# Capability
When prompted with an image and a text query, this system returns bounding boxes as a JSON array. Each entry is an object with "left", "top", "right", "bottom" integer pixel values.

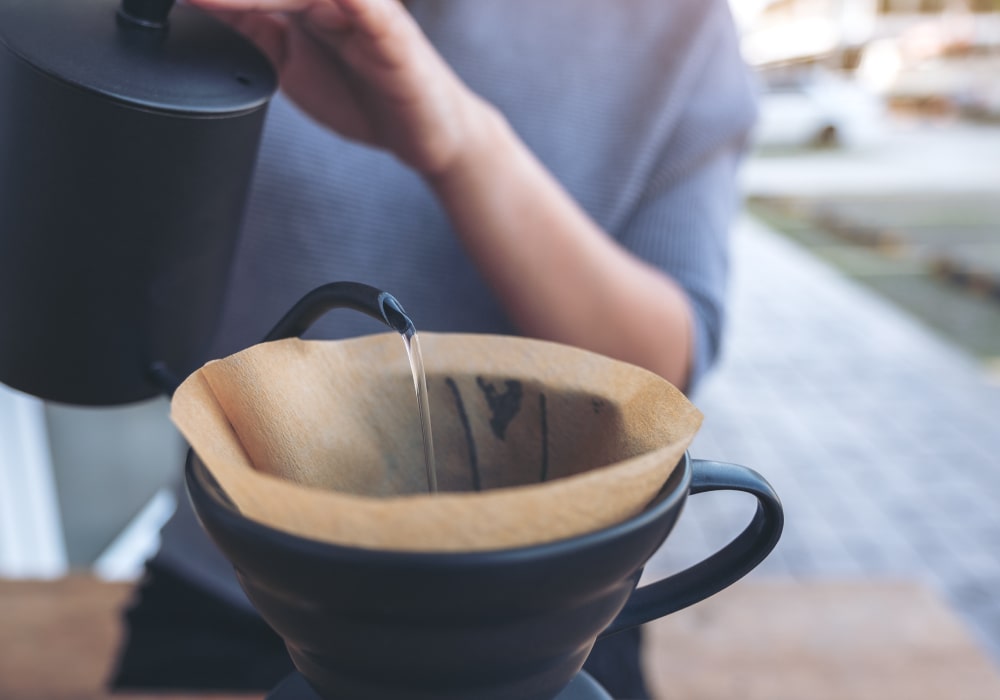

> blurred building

[
  {"left": 737, "top": 0, "right": 1000, "bottom": 135},
  {"left": 738, "top": 0, "right": 999, "bottom": 67}
]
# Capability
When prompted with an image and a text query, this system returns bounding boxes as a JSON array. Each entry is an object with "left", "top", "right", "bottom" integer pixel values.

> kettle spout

[{"left": 264, "top": 282, "right": 417, "bottom": 343}]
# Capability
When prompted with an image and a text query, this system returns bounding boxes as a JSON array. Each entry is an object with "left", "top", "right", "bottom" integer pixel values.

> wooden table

[
  {"left": 0, "top": 576, "right": 259, "bottom": 700},
  {"left": 2, "top": 576, "right": 999, "bottom": 699},
  {"left": 642, "top": 580, "right": 1000, "bottom": 700}
]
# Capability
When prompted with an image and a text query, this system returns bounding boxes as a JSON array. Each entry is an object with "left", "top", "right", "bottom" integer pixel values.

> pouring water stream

[
  {"left": 262, "top": 282, "right": 439, "bottom": 494},
  {"left": 376, "top": 292, "right": 438, "bottom": 494},
  {"left": 400, "top": 327, "right": 438, "bottom": 493}
]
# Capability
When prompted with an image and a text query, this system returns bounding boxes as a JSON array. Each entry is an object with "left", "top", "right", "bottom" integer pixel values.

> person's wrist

[{"left": 423, "top": 94, "right": 511, "bottom": 188}]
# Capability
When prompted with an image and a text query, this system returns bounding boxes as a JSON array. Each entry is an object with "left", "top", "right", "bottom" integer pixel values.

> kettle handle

[
  {"left": 600, "top": 459, "right": 783, "bottom": 636},
  {"left": 264, "top": 281, "right": 414, "bottom": 341}
]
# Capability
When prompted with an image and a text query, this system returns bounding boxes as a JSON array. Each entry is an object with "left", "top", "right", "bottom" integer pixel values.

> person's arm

[
  {"left": 426, "top": 108, "right": 695, "bottom": 386},
  {"left": 191, "top": 0, "right": 695, "bottom": 385}
]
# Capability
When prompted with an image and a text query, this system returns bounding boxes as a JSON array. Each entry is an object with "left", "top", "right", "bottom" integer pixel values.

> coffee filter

[{"left": 171, "top": 333, "right": 702, "bottom": 552}]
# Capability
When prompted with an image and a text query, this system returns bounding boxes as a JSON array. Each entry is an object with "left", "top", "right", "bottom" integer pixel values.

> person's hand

[
  {"left": 189, "top": 0, "right": 493, "bottom": 177},
  {"left": 190, "top": 2, "right": 696, "bottom": 388}
]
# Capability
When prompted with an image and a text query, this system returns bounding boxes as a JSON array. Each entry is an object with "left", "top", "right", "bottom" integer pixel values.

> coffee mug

[{"left": 186, "top": 450, "right": 782, "bottom": 700}]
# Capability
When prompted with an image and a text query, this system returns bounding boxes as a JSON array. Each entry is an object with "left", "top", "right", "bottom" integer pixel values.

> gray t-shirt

[{"left": 156, "top": 0, "right": 757, "bottom": 606}]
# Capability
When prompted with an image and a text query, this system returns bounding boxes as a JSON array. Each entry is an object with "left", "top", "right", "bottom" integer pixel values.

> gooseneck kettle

[{"left": 0, "top": 0, "right": 277, "bottom": 405}]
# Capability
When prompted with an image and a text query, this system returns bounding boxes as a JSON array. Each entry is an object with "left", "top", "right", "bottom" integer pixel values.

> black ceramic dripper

[
  {"left": 0, "top": 0, "right": 277, "bottom": 405},
  {"left": 177, "top": 284, "right": 784, "bottom": 700}
]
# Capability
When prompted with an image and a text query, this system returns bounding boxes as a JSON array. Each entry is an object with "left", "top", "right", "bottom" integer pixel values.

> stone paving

[{"left": 643, "top": 215, "right": 1000, "bottom": 662}]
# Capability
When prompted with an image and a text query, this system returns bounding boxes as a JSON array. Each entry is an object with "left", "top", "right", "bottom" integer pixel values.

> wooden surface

[
  {"left": 642, "top": 580, "right": 1000, "bottom": 700},
  {"left": 2, "top": 576, "right": 999, "bottom": 699},
  {"left": 0, "top": 576, "right": 260, "bottom": 700}
]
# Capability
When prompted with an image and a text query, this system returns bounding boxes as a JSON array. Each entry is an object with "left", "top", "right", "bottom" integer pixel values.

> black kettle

[{"left": 0, "top": 0, "right": 277, "bottom": 405}]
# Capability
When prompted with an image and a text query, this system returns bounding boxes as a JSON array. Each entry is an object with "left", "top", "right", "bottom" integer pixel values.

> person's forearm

[{"left": 427, "top": 102, "right": 694, "bottom": 388}]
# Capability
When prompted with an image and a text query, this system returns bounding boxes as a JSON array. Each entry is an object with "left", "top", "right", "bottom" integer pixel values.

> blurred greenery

[{"left": 748, "top": 196, "right": 1000, "bottom": 361}]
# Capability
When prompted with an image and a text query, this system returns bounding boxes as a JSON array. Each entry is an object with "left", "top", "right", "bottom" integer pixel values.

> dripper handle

[
  {"left": 600, "top": 459, "right": 783, "bottom": 637},
  {"left": 264, "top": 282, "right": 413, "bottom": 342}
]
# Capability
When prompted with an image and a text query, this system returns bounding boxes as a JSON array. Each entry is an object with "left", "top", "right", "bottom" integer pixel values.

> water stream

[{"left": 400, "top": 328, "right": 438, "bottom": 493}]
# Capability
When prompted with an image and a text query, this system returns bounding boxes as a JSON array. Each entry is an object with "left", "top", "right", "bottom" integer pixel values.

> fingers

[
  {"left": 302, "top": 2, "right": 349, "bottom": 31},
  {"left": 326, "top": 0, "right": 400, "bottom": 39},
  {"left": 315, "top": 0, "right": 427, "bottom": 75},
  {"left": 187, "top": 0, "right": 318, "bottom": 11},
  {"left": 189, "top": 0, "right": 414, "bottom": 65},
  {"left": 187, "top": 0, "right": 391, "bottom": 27},
  {"left": 192, "top": 0, "right": 412, "bottom": 44},
  {"left": 210, "top": 10, "right": 291, "bottom": 69}
]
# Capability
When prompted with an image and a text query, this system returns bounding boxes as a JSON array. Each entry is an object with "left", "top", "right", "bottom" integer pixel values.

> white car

[{"left": 752, "top": 70, "right": 885, "bottom": 150}]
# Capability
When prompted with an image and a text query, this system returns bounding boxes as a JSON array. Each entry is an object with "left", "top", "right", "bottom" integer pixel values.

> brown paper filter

[{"left": 171, "top": 333, "right": 702, "bottom": 552}]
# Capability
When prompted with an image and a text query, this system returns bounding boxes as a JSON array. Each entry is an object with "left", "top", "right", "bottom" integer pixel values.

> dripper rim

[{"left": 186, "top": 450, "right": 691, "bottom": 563}]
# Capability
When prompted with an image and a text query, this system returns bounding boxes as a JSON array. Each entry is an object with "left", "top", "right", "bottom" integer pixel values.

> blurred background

[
  {"left": 647, "top": 0, "right": 1000, "bottom": 673},
  {"left": 739, "top": 0, "right": 1000, "bottom": 368},
  {"left": 1, "top": 0, "right": 998, "bottom": 682}
]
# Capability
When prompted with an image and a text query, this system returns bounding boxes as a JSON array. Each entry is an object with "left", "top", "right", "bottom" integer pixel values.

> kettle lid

[{"left": 0, "top": 0, "right": 276, "bottom": 115}]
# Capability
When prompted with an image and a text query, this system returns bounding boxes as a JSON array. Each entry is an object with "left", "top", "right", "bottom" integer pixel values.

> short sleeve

[{"left": 616, "top": 1, "right": 757, "bottom": 392}]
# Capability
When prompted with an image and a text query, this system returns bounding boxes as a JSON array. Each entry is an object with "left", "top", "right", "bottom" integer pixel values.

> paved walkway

[{"left": 644, "top": 215, "right": 1000, "bottom": 662}]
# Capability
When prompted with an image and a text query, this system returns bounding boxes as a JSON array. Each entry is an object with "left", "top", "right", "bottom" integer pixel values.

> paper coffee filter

[{"left": 171, "top": 333, "right": 703, "bottom": 552}]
